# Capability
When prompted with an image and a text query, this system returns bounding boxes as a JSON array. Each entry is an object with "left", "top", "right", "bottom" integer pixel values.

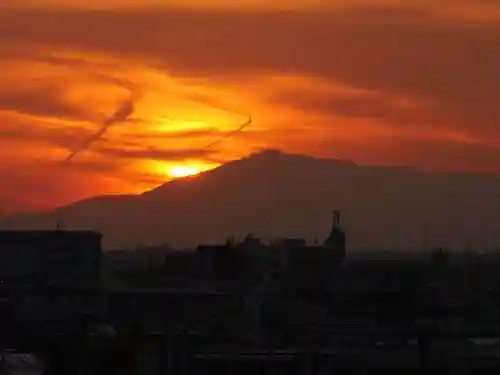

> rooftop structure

[{"left": 324, "top": 210, "right": 346, "bottom": 257}]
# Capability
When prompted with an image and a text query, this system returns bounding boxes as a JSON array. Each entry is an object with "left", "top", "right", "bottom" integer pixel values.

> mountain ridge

[{"left": 2, "top": 150, "right": 500, "bottom": 250}]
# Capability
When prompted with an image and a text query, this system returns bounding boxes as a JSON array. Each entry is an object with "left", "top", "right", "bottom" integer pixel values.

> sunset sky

[{"left": 1, "top": 0, "right": 499, "bottom": 214}]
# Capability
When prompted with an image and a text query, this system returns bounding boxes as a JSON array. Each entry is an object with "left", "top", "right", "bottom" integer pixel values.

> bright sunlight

[
  {"left": 166, "top": 165, "right": 202, "bottom": 178},
  {"left": 142, "top": 160, "right": 220, "bottom": 181}
]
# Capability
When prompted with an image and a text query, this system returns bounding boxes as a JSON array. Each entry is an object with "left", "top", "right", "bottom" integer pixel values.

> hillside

[
  {"left": 0, "top": 195, "right": 39, "bottom": 218},
  {"left": 2, "top": 150, "right": 500, "bottom": 250}
]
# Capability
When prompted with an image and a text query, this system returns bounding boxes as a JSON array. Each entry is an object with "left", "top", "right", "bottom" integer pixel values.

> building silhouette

[
  {"left": 324, "top": 209, "right": 346, "bottom": 256},
  {"left": 0, "top": 229, "right": 104, "bottom": 334},
  {"left": 193, "top": 211, "right": 347, "bottom": 299},
  {"left": 0, "top": 230, "right": 102, "bottom": 290}
]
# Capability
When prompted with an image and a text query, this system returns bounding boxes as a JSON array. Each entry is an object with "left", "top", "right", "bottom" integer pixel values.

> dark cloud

[
  {"left": 97, "top": 145, "right": 217, "bottom": 161},
  {"left": 331, "top": 5, "right": 435, "bottom": 22},
  {"left": 0, "top": 6, "right": 498, "bottom": 140},
  {"left": 60, "top": 158, "right": 123, "bottom": 173},
  {"left": 269, "top": 88, "right": 487, "bottom": 144},
  {"left": 129, "top": 125, "right": 265, "bottom": 142},
  {"left": 124, "top": 126, "right": 263, "bottom": 154},
  {"left": 0, "top": 125, "right": 90, "bottom": 150},
  {"left": 0, "top": 84, "right": 87, "bottom": 121},
  {"left": 327, "top": 137, "right": 500, "bottom": 174},
  {"left": 0, "top": 127, "right": 126, "bottom": 174},
  {"left": 130, "top": 128, "right": 225, "bottom": 140},
  {"left": 270, "top": 89, "right": 428, "bottom": 125},
  {"left": 0, "top": 48, "right": 137, "bottom": 92},
  {"left": 0, "top": 48, "right": 139, "bottom": 127}
]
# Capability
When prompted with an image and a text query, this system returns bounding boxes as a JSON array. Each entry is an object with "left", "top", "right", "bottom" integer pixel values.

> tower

[{"left": 324, "top": 210, "right": 346, "bottom": 261}]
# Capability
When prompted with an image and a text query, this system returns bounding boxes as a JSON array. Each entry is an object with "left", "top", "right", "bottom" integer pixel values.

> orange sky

[{"left": 0, "top": 1, "right": 499, "bottom": 214}]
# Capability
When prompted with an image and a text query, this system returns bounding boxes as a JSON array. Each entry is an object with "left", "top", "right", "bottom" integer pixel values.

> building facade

[{"left": 0, "top": 230, "right": 102, "bottom": 290}]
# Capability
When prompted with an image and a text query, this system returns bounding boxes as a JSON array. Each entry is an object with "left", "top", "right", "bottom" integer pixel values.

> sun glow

[
  {"left": 142, "top": 160, "right": 220, "bottom": 181},
  {"left": 166, "top": 165, "right": 202, "bottom": 178}
]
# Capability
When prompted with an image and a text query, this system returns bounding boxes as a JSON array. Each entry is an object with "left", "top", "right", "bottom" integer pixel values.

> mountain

[
  {"left": 2, "top": 149, "right": 500, "bottom": 250},
  {"left": 0, "top": 195, "right": 39, "bottom": 218}
]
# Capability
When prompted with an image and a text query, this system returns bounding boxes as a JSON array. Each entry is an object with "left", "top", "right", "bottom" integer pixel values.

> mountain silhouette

[
  {"left": 2, "top": 149, "right": 500, "bottom": 250},
  {"left": 0, "top": 195, "right": 38, "bottom": 218}
]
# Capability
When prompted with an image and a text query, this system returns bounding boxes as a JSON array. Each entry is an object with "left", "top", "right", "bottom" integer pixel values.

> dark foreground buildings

[
  {"left": 2, "top": 212, "right": 500, "bottom": 373},
  {"left": 195, "top": 210, "right": 347, "bottom": 297},
  {"left": 0, "top": 229, "right": 105, "bottom": 352},
  {"left": 0, "top": 229, "right": 102, "bottom": 290}
]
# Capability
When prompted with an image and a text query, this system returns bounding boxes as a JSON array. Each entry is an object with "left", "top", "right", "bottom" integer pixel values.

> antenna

[
  {"left": 421, "top": 224, "right": 430, "bottom": 252},
  {"left": 54, "top": 210, "right": 64, "bottom": 230},
  {"left": 332, "top": 209, "right": 341, "bottom": 229}
]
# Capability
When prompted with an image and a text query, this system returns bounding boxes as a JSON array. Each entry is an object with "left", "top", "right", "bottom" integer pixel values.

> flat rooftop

[{"left": 0, "top": 230, "right": 102, "bottom": 239}]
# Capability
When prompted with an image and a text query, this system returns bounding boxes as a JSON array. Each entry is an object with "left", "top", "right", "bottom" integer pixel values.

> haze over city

[{"left": 0, "top": 0, "right": 499, "bottom": 216}]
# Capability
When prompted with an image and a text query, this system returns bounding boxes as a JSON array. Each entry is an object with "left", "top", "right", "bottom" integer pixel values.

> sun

[
  {"left": 166, "top": 165, "right": 201, "bottom": 178},
  {"left": 143, "top": 160, "right": 219, "bottom": 180}
]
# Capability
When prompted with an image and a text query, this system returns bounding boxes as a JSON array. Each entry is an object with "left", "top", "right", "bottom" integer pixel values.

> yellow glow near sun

[
  {"left": 142, "top": 160, "right": 220, "bottom": 180},
  {"left": 166, "top": 165, "right": 202, "bottom": 178}
]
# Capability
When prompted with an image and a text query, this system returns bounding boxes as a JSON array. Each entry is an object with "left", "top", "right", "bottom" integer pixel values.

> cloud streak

[
  {"left": 65, "top": 90, "right": 139, "bottom": 161},
  {"left": 202, "top": 115, "right": 253, "bottom": 150},
  {"left": 1, "top": 49, "right": 138, "bottom": 91}
]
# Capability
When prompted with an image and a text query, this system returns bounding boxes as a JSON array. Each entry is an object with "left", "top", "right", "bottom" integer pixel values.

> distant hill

[
  {"left": 0, "top": 195, "right": 39, "bottom": 218},
  {"left": 2, "top": 149, "right": 500, "bottom": 250}
]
